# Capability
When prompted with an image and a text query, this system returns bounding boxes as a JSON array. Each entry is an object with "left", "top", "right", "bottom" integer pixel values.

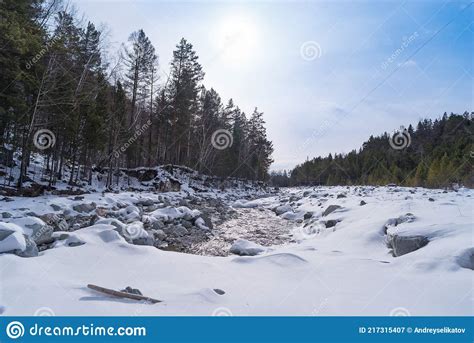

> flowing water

[{"left": 188, "top": 207, "right": 295, "bottom": 256}]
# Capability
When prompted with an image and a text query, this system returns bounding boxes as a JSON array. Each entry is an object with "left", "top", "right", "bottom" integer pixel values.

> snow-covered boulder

[
  {"left": 0, "top": 223, "right": 38, "bottom": 257},
  {"left": 11, "top": 217, "right": 53, "bottom": 244},
  {"left": 274, "top": 204, "right": 292, "bottom": 215},
  {"left": 230, "top": 239, "right": 265, "bottom": 256},
  {"left": 148, "top": 206, "right": 200, "bottom": 223}
]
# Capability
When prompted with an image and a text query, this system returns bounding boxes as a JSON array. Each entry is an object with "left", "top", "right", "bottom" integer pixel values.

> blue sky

[{"left": 75, "top": 0, "right": 473, "bottom": 170}]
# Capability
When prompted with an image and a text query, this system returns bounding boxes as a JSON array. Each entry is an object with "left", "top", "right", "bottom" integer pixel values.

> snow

[
  {"left": 0, "top": 185, "right": 472, "bottom": 316},
  {"left": 0, "top": 231, "right": 26, "bottom": 253}
]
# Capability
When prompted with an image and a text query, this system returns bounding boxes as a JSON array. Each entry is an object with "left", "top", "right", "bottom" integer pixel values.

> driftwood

[{"left": 87, "top": 284, "right": 162, "bottom": 304}]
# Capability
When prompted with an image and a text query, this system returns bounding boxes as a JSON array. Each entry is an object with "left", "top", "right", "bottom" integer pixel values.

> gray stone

[
  {"left": 14, "top": 235, "right": 39, "bottom": 258},
  {"left": 324, "top": 220, "right": 339, "bottom": 228},
  {"left": 303, "top": 212, "right": 313, "bottom": 220},
  {"left": 1, "top": 212, "right": 12, "bottom": 219},
  {"left": 50, "top": 204, "right": 62, "bottom": 211},
  {"left": 322, "top": 205, "right": 342, "bottom": 217},
  {"left": 213, "top": 288, "right": 225, "bottom": 295},
  {"left": 360, "top": 200, "right": 367, "bottom": 206},
  {"left": 121, "top": 286, "right": 142, "bottom": 295},
  {"left": 166, "top": 224, "right": 188, "bottom": 237},
  {"left": 132, "top": 236, "right": 155, "bottom": 246},
  {"left": 337, "top": 193, "right": 347, "bottom": 199},
  {"left": 153, "top": 229, "right": 167, "bottom": 241},
  {"left": 39, "top": 213, "right": 69, "bottom": 232},
  {"left": 72, "top": 202, "right": 97, "bottom": 213},
  {"left": 181, "top": 220, "right": 193, "bottom": 229},
  {"left": 387, "top": 234, "right": 429, "bottom": 257},
  {"left": 151, "top": 220, "right": 165, "bottom": 230}
]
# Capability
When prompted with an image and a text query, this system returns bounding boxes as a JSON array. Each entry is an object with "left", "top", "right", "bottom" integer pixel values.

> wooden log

[{"left": 87, "top": 284, "right": 162, "bottom": 304}]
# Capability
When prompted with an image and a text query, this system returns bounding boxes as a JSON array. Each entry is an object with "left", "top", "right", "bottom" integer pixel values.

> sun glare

[{"left": 213, "top": 15, "right": 259, "bottom": 63}]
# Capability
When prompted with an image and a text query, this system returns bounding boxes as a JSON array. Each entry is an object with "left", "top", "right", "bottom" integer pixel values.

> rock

[
  {"left": 360, "top": 200, "right": 367, "bottom": 206},
  {"left": 67, "top": 241, "right": 84, "bottom": 247},
  {"left": 322, "top": 205, "right": 342, "bottom": 217},
  {"left": 15, "top": 235, "right": 39, "bottom": 257},
  {"left": 181, "top": 220, "right": 193, "bottom": 229},
  {"left": 136, "top": 198, "right": 155, "bottom": 206},
  {"left": 151, "top": 220, "right": 165, "bottom": 230},
  {"left": 50, "top": 204, "right": 62, "bottom": 211},
  {"left": 73, "top": 202, "right": 97, "bottom": 213},
  {"left": 152, "top": 229, "right": 167, "bottom": 241},
  {"left": 428, "top": 198, "right": 435, "bottom": 202},
  {"left": 198, "top": 213, "right": 213, "bottom": 230},
  {"left": 1, "top": 212, "right": 12, "bottom": 218},
  {"left": 457, "top": 248, "right": 474, "bottom": 270},
  {"left": 13, "top": 217, "right": 53, "bottom": 244},
  {"left": 303, "top": 212, "right": 313, "bottom": 220},
  {"left": 121, "top": 286, "right": 142, "bottom": 295},
  {"left": 324, "top": 220, "right": 339, "bottom": 228},
  {"left": 166, "top": 224, "right": 188, "bottom": 237},
  {"left": 213, "top": 288, "right": 225, "bottom": 295},
  {"left": 337, "top": 194, "right": 347, "bottom": 199},
  {"left": 386, "top": 234, "right": 429, "bottom": 257},
  {"left": 383, "top": 213, "right": 416, "bottom": 233},
  {"left": 132, "top": 236, "right": 155, "bottom": 246},
  {"left": 275, "top": 204, "right": 293, "bottom": 215},
  {"left": 230, "top": 239, "right": 265, "bottom": 256},
  {"left": 39, "top": 213, "right": 69, "bottom": 232}
]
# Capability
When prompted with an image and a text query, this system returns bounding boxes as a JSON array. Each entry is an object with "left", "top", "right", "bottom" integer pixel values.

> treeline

[
  {"left": 271, "top": 113, "right": 473, "bottom": 188},
  {"left": 0, "top": 0, "right": 273, "bottom": 189}
]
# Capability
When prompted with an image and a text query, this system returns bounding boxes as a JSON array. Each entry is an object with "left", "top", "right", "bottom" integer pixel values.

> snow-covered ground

[{"left": 0, "top": 185, "right": 472, "bottom": 316}]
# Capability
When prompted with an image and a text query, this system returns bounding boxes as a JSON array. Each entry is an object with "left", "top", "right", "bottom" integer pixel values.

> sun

[{"left": 213, "top": 15, "right": 259, "bottom": 63}]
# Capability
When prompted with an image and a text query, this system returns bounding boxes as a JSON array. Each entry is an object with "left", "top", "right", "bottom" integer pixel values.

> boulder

[
  {"left": 39, "top": 213, "right": 69, "bottom": 232},
  {"left": 324, "top": 220, "right": 339, "bottom": 228},
  {"left": 12, "top": 217, "right": 53, "bottom": 244},
  {"left": 275, "top": 204, "right": 293, "bottom": 215},
  {"left": 73, "top": 202, "right": 97, "bottom": 213},
  {"left": 230, "top": 239, "right": 265, "bottom": 256},
  {"left": 386, "top": 234, "right": 429, "bottom": 257},
  {"left": 322, "top": 205, "right": 342, "bottom": 217}
]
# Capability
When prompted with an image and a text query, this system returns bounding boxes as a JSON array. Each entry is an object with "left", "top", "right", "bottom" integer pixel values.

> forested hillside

[
  {"left": 0, "top": 0, "right": 273, "bottom": 190},
  {"left": 272, "top": 113, "right": 473, "bottom": 188}
]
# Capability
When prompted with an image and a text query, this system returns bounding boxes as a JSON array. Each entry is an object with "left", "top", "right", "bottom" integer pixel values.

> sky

[{"left": 74, "top": 0, "right": 473, "bottom": 171}]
